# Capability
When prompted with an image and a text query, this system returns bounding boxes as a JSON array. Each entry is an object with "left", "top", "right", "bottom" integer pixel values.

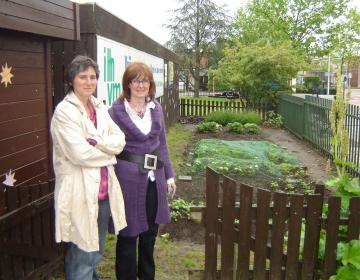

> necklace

[
  {"left": 135, "top": 108, "right": 145, "bottom": 118},
  {"left": 130, "top": 102, "right": 146, "bottom": 118}
]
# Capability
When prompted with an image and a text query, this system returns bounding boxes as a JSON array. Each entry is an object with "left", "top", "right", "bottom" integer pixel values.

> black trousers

[{"left": 116, "top": 180, "right": 159, "bottom": 280}]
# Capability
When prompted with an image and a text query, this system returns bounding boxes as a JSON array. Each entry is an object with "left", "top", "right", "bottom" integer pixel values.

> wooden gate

[
  {"left": 0, "top": 181, "right": 62, "bottom": 280},
  {"left": 191, "top": 167, "right": 360, "bottom": 280}
]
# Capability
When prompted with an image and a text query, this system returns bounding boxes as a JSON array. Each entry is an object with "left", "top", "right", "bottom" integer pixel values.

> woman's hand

[{"left": 167, "top": 182, "right": 177, "bottom": 199}]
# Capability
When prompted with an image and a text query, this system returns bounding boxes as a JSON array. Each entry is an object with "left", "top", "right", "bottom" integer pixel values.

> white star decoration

[
  {"left": 3, "top": 169, "right": 17, "bottom": 187},
  {"left": 0, "top": 63, "right": 14, "bottom": 88}
]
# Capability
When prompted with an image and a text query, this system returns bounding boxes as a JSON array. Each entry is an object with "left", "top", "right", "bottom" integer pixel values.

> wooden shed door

[{"left": 0, "top": 30, "right": 53, "bottom": 187}]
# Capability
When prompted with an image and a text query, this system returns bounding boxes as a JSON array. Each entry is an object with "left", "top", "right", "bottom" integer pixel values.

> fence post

[
  {"left": 221, "top": 176, "right": 236, "bottom": 279},
  {"left": 205, "top": 167, "right": 220, "bottom": 280},
  {"left": 348, "top": 197, "right": 360, "bottom": 241},
  {"left": 285, "top": 195, "right": 303, "bottom": 280},
  {"left": 301, "top": 194, "right": 323, "bottom": 279},
  {"left": 323, "top": 197, "right": 341, "bottom": 279},
  {"left": 236, "top": 183, "right": 253, "bottom": 280},
  {"left": 253, "top": 188, "right": 271, "bottom": 279},
  {"left": 269, "top": 192, "right": 288, "bottom": 279}
]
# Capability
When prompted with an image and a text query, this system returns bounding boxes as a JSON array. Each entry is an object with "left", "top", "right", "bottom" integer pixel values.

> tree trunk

[{"left": 194, "top": 0, "right": 200, "bottom": 98}]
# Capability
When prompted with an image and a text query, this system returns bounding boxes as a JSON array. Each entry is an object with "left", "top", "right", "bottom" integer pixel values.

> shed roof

[{"left": 80, "top": 3, "right": 179, "bottom": 64}]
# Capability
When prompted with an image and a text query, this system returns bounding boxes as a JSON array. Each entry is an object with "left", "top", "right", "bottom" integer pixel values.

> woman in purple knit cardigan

[{"left": 108, "top": 62, "right": 176, "bottom": 280}]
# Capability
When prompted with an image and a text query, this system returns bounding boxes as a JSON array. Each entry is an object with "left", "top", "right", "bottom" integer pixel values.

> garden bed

[{"left": 160, "top": 120, "right": 333, "bottom": 242}]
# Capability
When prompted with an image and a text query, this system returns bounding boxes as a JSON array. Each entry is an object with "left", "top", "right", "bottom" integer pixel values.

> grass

[
  {"left": 154, "top": 235, "right": 205, "bottom": 280},
  {"left": 167, "top": 123, "right": 192, "bottom": 174}
]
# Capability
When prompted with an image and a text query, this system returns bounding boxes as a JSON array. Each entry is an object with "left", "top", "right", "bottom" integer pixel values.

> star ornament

[
  {"left": 0, "top": 63, "right": 14, "bottom": 88},
  {"left": 3, "top": 169, "right": 17, "bottom": 187}
]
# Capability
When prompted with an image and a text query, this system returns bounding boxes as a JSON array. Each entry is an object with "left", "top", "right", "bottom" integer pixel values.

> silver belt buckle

[{"left": 144, "top": 154, "right": 157, "bottom": 170}]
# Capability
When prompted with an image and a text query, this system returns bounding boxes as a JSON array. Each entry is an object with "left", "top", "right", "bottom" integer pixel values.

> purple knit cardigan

[{"left": 108, "top": 99, "right": 174, "bottom": 237}]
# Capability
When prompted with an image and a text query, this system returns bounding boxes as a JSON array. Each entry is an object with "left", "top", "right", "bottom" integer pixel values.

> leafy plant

[
  {"left": 330, "top": 239, "right": 360, "bottom": 280},
  {"left": 244, "top": 123, "right": 259, "bottom": 134},
  {"left": 196, "top": 121, "right": 222, "bottom": 133},
  {"left": 263, "top": 110, "right": 283, "bottom": 128},
  {"left": 325, "top": 174, "right": 360, "bottom": 216},
  {"left": 226, "top": 122, "right": 244, "bottom": 133},
  {"left": 204, "top": 110, "right": 261, "bottom": 126},
  {"left": 169, "top": 198, "right": 192, "bottom": 221}
]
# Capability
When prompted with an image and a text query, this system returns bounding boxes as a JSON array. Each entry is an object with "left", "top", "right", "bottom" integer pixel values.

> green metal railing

[{"left": 278, "top": 94, "right": 360, "bottom": 177}]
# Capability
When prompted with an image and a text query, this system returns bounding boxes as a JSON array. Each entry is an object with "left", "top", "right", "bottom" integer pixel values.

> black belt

[{"left": 117, "top": 150, "right": 164, "bottom": 173}]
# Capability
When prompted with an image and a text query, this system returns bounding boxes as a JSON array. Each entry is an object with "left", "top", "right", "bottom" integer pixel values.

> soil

[{"left": 159, "top": 120, "right": 333, "bottom": 244}]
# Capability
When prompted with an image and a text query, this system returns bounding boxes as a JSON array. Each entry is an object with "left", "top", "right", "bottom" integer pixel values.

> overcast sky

[
  {"left": 72, "top": 0, "right": 360, "bottom": 45},
  {"left": 72, "top": 0, "right": 247, "bottom": 44}
]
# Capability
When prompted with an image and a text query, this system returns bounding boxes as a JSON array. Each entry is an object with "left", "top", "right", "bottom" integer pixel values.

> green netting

[{"left": 191, "top": 139, "right": 301, "bottom": 181}]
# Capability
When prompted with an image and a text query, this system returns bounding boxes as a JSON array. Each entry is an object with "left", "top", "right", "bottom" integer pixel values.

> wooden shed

[
  {"left": 0, "top": 0, "right": 79, "bottom": 186},
  {"left": 53, "top": 3, "right": 180, "bottom": 128},
  {"left": 0, "top": 1, "right": 79, "bottom": 279}
]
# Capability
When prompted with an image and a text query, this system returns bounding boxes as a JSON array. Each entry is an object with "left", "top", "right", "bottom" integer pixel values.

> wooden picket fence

[
  {"left": 179, "top": 98, "right": 267, "bottom": 119},
  {"left": 189, "top": 167, "right": 360, "bottom": 280},
  {"left": 0, "top": 181, "right": 62, "bottom": 280}
]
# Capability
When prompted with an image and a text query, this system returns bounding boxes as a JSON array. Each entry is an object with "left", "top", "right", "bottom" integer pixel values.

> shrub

[
  {"left": 196, "top": 121, "right": 222, "bottom": 133},
  {"left": 244, "top": 123, "right": 259, "bottom": 134},
  {"left": 263, "top": 111, "right": 283, "bottom": 128},
  {"left": 329, "top": 239, "right": 360, "bottom": 280},
  {"left": 169, "top": 198, "right": 192, "bottom": 221},
  {"left": 304, "top": 76, "right": 320, "bottom": 90},
  {"left": 204, "top": 110, "right": 261, "bottom": 126},
  {"left": 227, "top": 122, "right": 244, "bottom": 133},
  {"left": 238, "top": 111, "right": 262, "bottom": 125}
]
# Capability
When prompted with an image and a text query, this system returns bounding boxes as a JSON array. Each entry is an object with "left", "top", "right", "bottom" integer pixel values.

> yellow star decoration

[{"left": 0, "top": 63, "right": 14, "bottom": 88}]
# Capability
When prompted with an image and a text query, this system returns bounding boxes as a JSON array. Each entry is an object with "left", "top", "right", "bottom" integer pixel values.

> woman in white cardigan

[{"left": 51, "top": 55, "right": 127, "bottom": 279}]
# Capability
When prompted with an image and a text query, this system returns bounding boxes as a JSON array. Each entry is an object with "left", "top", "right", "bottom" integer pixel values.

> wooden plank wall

[
  {"left": 0, "top": 0, "right": 79, "bottom": 40},
  {"left": 0, "top": 31, "right": 52, "bottom": 186}
]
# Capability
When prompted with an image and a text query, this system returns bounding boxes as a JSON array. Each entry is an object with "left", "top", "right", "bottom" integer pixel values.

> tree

[
  {"left": 210, "top": 40, "right": 306, "bottom": 108},
  {"left": 166, "top": 0, "right": 231, "bottom": 97},
  {"left": 232, "top": 0, "right": 352, "bottom": 56},
  {"left": 326, "top": 8, "right": 360, "bottom": 79}
]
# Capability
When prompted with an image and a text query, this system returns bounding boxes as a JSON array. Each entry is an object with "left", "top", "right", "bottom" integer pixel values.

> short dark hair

[
  {"left": 65, "top": 55, "right": 99, "bottom": 94},
  {"left": 120, "top": 62, "right": 156, "bottom": 102}
]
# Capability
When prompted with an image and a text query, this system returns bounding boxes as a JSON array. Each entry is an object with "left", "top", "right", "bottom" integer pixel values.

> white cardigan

[{"left": 50, "top": 92, "right": 127, "bottom": 252}]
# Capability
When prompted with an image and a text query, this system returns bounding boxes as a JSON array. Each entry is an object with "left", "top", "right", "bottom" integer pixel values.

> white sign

[{"left": 96, "top": 35, "right": 164, "bottom": 106}]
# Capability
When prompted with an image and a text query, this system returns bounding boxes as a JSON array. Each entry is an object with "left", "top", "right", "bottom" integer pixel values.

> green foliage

[
  {"left": 169, "top": 198, "right": 192, "bottom": 221},
  {"left": 270, "top": 167, "right": 314, "bottom": 194},
  {"left": 204, "top": 110, "right": 262, "bottom": 126},
  {"left": 263, "top": 110, "right": 283, "bottom": 128},
  {"left": 304, "top": 76, "right": 320, "bottom": 90},
  {"left": 329, "top": 8, "right": 360, "bottom": 69},
  {"left": 196, "top": 121, "right": 222, "bottom": 133},
  {"left": 330, "top": 240, "right": 360, "bottom": 280},
  {"left": 325, "top": 174, "right": 360, "bottom": 216},
  {"left": 226, "top": 122, "right": 244, "bottom": 133},
  {"left": 232, "top": 0, "right": 354, "bottom": 56},
  {"left": 243, "top": 123, "right": 259, "bottom": 134},
  {"left": 212, "top": 40, "right": 305, "bottom": 108}
]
